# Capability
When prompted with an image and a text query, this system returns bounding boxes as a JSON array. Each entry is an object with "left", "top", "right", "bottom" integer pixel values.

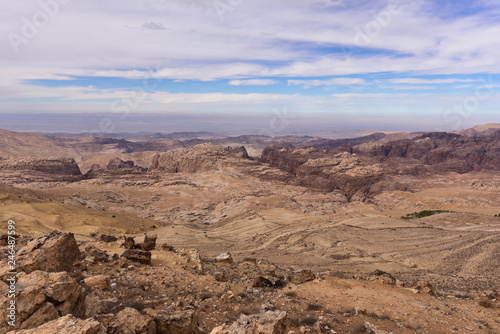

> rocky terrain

[
  {"left": 0, "top": 230, "right": 498, "bottom": 334},
  {"left": 1, "top": 124, "right": 500, "bottom": 333}
]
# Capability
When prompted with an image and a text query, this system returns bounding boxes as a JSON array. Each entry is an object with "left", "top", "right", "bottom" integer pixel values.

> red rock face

[
  {"left": 0, "top": 158, "right": 83, "bottom": 183},
  {"left": 83, "top": 158, "right": 147, "bottom": 179},
  {"left": 355, "top": 131, "right": 500, "bottom": 172},
  {"left": 150, "top": 143, "right": 251, "bottom": 173},
  {"left": 259, "top": 131, "right": 500, "bottom": 201},
  {"left": 260, "top": 146, "right": 387, "bottom": 201}
]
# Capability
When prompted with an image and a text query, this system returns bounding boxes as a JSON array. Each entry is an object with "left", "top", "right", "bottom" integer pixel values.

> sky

[{"left": 1, "top": 0, "right": 500, "bottom": 133}]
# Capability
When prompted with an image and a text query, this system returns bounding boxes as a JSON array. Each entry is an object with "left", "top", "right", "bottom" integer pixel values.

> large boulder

[
  {"left": 18, "top": 302, "right": 59, "bottom": 330},
  {"left": 210, "top": 310, "right": 287, "bottom": 334},
  {"left": 145, "top": 308, "right": 200, "bottom": 334},
  {"left": 14, "top": 285, "right": 46, "bottom": 322},
  {"left": 0, "top": 270, "right": 83, "bottom": 331},
  {"left": 113, "top": 307, "right": 157, "bottom": 334},
  {"left": 16, "top": 231, "right": 81, "bottom": 273},
  {"left": 121, "top": 249, "right": 152, "bottom": 265},
  {"left": 9, "top": 314, "right": 105, "bottom": 334},
  {"left": 95, "top": 308, "right": 156, "bottom": 334},
  {"left": 175, "top": 248, "right": 203, "bottom": 271},
  {"left": 136, "top": 235, "right": 157, "bottom": 251},
  {"left": 84, "top": 291, "right": 119, "bottom": 318}
]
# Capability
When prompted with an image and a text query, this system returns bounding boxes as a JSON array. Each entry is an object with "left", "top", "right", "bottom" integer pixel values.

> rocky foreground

[{"left": 1, "top": 231, "right": 498, "bottom": 334}]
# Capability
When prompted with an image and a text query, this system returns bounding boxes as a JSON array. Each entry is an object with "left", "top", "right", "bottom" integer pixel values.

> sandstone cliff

[
  {"left": 150, "top": 143, "right": 251, "bottom": 173},
  {"left": 84, "top": 158, "right": 148, "bottom": 179},
  {"left": 354, "top": 132, "right": 500, "bottom": 172},
  {"left": 0, "top": 158, "right": 83, "bottom": 184}
]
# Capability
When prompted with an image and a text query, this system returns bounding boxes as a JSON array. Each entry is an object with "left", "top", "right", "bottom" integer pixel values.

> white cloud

[
  {"left": 389, "top": 78, "right": 479, "bottom": 84},
  {"left": 288, "top": 78, "right": 365, "bottom": 88},
  {"left": 1, "top": 0, "right": 500, "bottom": 125},
  {"left": 386, "top": 85, "right": 436, "bottom": 90},
  {"left": 229, "top": 79, "right": 278, "bottom": 86},
  {"left": 332, "top": 93, "right": 398, "bottom": 99},
  {"left": 2, "top": 0, "right": 500, "bottom": 80},
  {"left": 141, "top": 22, "right": 167, "bottom": 30}
]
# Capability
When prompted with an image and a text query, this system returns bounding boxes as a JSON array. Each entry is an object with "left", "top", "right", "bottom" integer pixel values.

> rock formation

[
  {"left": 210, "top": 310, "right": 287, "bottom": 334},
  {"left": 15, "top": 231, "right": 81, "bottom": 274},
  {"left": 84, "top": 158, "right": 147, "bottom": 178},
  {"left": 0, "top": 158, "right": 82, "bottom": 184},
  {"left": 150, "top": 143, "right": 251, "bottom": 173}
]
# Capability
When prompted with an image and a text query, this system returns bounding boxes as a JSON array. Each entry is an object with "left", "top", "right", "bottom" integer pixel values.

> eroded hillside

[{"left": 1, "top": 126, "right": 500, "bottom": 333}]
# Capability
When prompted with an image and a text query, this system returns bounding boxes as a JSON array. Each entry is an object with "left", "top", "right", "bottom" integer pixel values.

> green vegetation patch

[{"left": 402, "top": 210, "right": 452, "bottom": 219}]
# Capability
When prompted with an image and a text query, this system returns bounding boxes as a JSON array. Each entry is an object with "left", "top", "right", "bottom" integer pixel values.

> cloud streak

[
  {"left": 288, "top": 78, "right": 366, "bottom": 88},
  {"left": 229, "top": 79, "right": 278, "bottom": 86}
]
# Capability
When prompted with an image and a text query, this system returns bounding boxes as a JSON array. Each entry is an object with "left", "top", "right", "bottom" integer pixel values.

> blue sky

[{"left": 1, "top": 0, "right": 500, "bottom": 131}]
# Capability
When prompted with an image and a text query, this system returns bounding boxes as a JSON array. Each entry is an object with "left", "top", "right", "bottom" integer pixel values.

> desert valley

[{"left": 0, "top": 124, "right": 499, "bottom": 334}]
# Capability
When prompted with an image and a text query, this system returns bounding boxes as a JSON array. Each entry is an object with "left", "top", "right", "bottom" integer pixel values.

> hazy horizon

[{"left": 1, "top": 112, "right": 497, "bottom": 136}]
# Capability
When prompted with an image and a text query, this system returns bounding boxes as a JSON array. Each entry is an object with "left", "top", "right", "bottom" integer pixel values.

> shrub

[
  {"left": 478, "top": 299, "right": 493, "bottom": 308},
  {"left": 403, "top": 210, "right": 452, "bottom": 219},
  {"left": 352, "top": 324, "right": 367, "bottom": 333},
  {"left": 300, "top": 316, "right": 317, "bottom": 325},
  {"left": 305, "top": 302, "right": 322, "bottom": 311}
]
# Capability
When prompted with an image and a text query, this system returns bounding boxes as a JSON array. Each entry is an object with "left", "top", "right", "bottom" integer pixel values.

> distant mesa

[
  {"left": 0, "top": 157, "right": 82, "bottom": 184},
  {"left": 457, "top": 123, "right": 500, "bottom": 136},
  {"left": 150, "top": 143, "right": 251, "bottom": 173},
  {"left": 84, "top": 158, "right": 147, "bottom": 179}
]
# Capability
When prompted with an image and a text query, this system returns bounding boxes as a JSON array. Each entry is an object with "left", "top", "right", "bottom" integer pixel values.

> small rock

[
  {"left": 216, "top": 252, "right": 233, "bottom": 264},
  {"left": 274, "top": 280, "right": 287, "bottom": 288},
  {"left": 84, "top": 275, "right": 110, "bottom": 290},
  {"left": 213, "top": 271, "right": 228, "bottom": 282},
  {"left": 253, "top": 276, "right": 274, "bottom": 288},
  {"left": 100, "top": 234, "right": 117, "bottom": 243},
  {"left": 368, "top": 270, "right": 396, "bottom": 285},
  {"left": 123, "top": 236, "right": 135, "bottom": 250},
  {"left": 143, "top": 234, "right": 157, "bottom": 251},
  {"left": 412, "top": 281, "right": 434, "bottom": 295},
  {"left": 365, "top": 321, "right": 391, "bottom": 334},
  {"left": 354, "top": 307, "right": 367, "bottom": 315},
  {"left": 161, "top": 244, "right": 175, "bottom": 251},
  {"left": 291, "top": 270, "right": 316, "bottom": 284}
]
